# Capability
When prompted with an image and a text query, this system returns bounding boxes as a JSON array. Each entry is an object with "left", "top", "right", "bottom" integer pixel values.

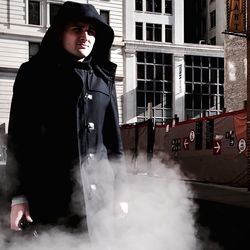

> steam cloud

[{"left": 0, "top": 154, "right": 221, "bottom": 250}]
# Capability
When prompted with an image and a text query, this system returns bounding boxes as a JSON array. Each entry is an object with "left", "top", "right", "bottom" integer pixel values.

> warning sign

[
  {"left": 213, "top": 140, "right": 222, "bottom": 155},
  {"left": 238, "top": 138, "right": 246, "bottom": 153},
  {"left": 183, "top": 137, "right": 189, "bottom": 150}
]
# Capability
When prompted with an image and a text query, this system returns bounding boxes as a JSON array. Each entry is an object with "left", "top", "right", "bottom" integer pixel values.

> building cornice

[{"left": 124, "top": 40, "right": 224, "bottom": 57}]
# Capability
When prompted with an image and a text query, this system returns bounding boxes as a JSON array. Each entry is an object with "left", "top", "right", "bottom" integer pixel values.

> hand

[{"left": 10, "top": 203, "right": 33, "bottom": 231}]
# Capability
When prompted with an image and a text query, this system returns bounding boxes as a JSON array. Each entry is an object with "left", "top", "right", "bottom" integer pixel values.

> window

[
  {"left": 146, "top": 0, "right": 161, "bottom": 13},
  {"left": 165, "top": 25, "right": 172, "bottom": 42},
  {"left": 29, "top": 0, "right": 40, "bottom": 25},
  {"left": 136, "top": 22, "right": 143, "bottom": 40},
  {"left": 135, "top": 0, "right": 143, "bottom": 11},
  {"left": 146, "top": 23, "right": 162, "bottom": 41},
  {"left": 29, "top": 42, "right": 40, "bottom": 58},
  {"left": 50, "top": 3, "right": 62, "bottom": 25},
  {"left": 210, "top": 10, "right": 216, "bottom": 29},
  {"left": 136, "top": 52, "right": 173, "bottom": 124},
  {"left": 100, "top": 10, "right": 110, "bottom": 24},
  {"left": 185, "top": 55, "right": 224, "bottom": 119},
  {"left": 165, "top": 0, "right": 172, "bottom": 14}
]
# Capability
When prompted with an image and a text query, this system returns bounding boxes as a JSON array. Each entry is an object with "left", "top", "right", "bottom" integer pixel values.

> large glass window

[
  {"left": 29, "top": 42, "right": 40, "bottom": 58},
  {"left": 135, "top": 0, "right": 143, "bottom": 11},
  {"left": 165, "top": 0, "right": 172, "bottom": 14},
  {"left": 50, "top": 3, "right": 62, "bottom": 25},
  {"left": 136, "top": 52, "right": 173, "bottom": 124},
  {"left": 165, "top": 25, "right": 172, "bottom": 42},
  {"left": 146, "top": 23, "right": 162, "bottom": 41},
  {"left": 185, "top": 55, "right": 224, "bottom": 119},
  {"left": 29, "top": 0, "right": 40, "bottom": 25},
  {"left": 136, "top": 22, "right": 143, "bottom": 40},
  {"left": 100, "top": 10, "right": 110, "bottom": 24},
  {"left": 146, "top": 0, "right": 162, "bottom": 13},
  {"left": 210, "top": 10, "right": 216, "bottom": 29}
]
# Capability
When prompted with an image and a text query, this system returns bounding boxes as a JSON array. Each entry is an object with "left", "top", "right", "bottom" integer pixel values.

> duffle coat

[{"left": 7, "top": 3, "right": 126, "bottom": 234}]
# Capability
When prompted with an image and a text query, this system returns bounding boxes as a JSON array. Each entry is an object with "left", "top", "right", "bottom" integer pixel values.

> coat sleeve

[
  {"left": 5, "top": 62, "right": 40, "bottom": 200},
  {"left": 103, "top": 81, "right": 127, "bottom": 201}
]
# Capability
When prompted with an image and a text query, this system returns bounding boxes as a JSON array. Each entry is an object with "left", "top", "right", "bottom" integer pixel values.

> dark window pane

[
  {"left": 164, "top": 54, "right": 172, "bottom": 64},
  {"left": 210, "top": 95, "right": 216, "bottom": 107},
  {"left": 165, "top": 0, "right": 172, "bottom": 14},
  {"left": 194, "top": 56, "right": 200, "bottom": 66},
  {"left": 194, "top": 95, "right": 201, "bottom": 109},
  {"left": 185, "top": 55, "right": 192, "bottom": 66},
  {"left": 136, "top": 0, "right": 143, "bottom": 11},
  {"left": 155, "top": 81, "right": 163, "bottom": 91},
  {"left": 186, "top": 83, "right": 192, "bottom": 93},
  {"left": 210, "top": 85, "right": 217, "bottom": 94},
  {"left": 137, "top": 81, "right": 145, "bottom": 90},
  {"left": 156, "top": 66, "right": 163, "bottom": 80},
  {"left": 50, "top": 3, "right": 62, "bottom": 25},
  {"left": 155, "top": 0, "right": 162, "bottom": 12},
  {"left": 202, "top": 69, "right": 209, "bottom": 82},
  {"left": 185, "top": 67, "right": 192, "bottom": 81},
  {"left": 202, "top": 95, "right": 209, "bottom": 109},
  {"left": 146, "top": 81, "right": 154, "bottom": 90},
  {"left": 185, "top": 94, "right": 192, "bottom": 109},
  {"left": 147, "top": 65, "right": 154, "bottom": 79},
  {"left": 219, "top": 58, "right": 224, "bottom": 68},
  {"left": 146, "top": 0, "right": 153, "bottom": 11},
  {"left": 165, "top": 25, "right": 172, "bottom": 42},
  {"left": 155, "top": 92, "right": 161, "bottom": 105},
  {"left": 202, "top": 57, "right": 209, "bottom": 67},
  {"left": 136, "top": 22, "right": 143, "bottom": 40},
  {"left": 194, "top": 84, "right": 201, "bottom": 94},
  {"left": 219, "top": 85, "right": 224, "bottom": 94},
  {"left": 137, "top": 92, "right": 145, "bottom": 107},
  {"left": 165, "top": 93, "right": 172, "bottom": 108},
  {"left": 146, "top": 53, "right": 154, "bottom": 63},
  {"left": 155, "top": 24, "right": 162, "bottom": 41},
  {"left": 137, "top": 64, "right": 145, "bottom": 79},
  {"left": 146, "top": 92, "right": 154, "bottom": 104},
  {"left": 202, "top": 84, "right": 209, "bottom": 94},
  {"left": 164, "top": 82, "right": 172, "bottom": 92},
  {"left": 210, "top": 57, "right": 217, "bottom": 68},
  {"left": 146, "top": 24, "right": 153, "bottom": 40},
  {"left": 155, "top": 53, "right": 163, "bottom": 64},
  {"left": 219, "top": 70, "right": 224, "bottom": 83},
  {"left": 137, "top": 52, "right": 144, "bottom": 62},
  {"left": 220, "top": 96, "right": 224, "bottom": 110},
  {"left": 165, "top": 66, "right": 172, "bottom": 80},
  {"left": 211, "top": 69, "right": 217, "bottom": 83},
  {"left": 29, "top": 1, "right": 40, "bottom": 25},
  {"left": 29, "top": 42, "right": 40, "bottom": 58},
  {"left": 194, "top": 68, "right": 201, "bottom": 82}
]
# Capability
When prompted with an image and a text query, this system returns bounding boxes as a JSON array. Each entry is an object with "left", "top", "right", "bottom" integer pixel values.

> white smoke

[{"left": 0, "top": 154, "right": 222, "bottom": 250}]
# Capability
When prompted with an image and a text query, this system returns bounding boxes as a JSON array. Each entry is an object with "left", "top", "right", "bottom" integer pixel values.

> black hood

[{"left": 38, "top": 1, "right": 114, "bottom": 64}]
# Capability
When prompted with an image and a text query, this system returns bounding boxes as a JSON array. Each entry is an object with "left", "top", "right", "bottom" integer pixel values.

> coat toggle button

[{"left": 88, "top": 122, "right": 95, "bottom": 131}]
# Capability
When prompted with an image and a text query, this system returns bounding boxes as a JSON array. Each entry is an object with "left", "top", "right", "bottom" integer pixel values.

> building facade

[
  {"left": 0, "top": 0, "right": 124, "bottom": 129},
  {"left": 123, "top": 0, "right": 225, "bottom": 124},
  {"left": 0, "top": 0, "right": 226, "bottom": 130}
]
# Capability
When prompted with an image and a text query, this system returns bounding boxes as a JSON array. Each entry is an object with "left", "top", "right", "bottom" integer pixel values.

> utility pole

[{"left": 247, "top": 0, "right": 250, "bottom": 190}]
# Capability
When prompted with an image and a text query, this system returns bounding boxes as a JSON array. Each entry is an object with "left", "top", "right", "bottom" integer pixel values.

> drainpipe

[{"left": 247, "top": 0, "right": 250, "bottom": 190}]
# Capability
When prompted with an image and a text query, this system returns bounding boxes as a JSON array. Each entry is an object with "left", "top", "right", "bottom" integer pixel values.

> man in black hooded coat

[{"left": 6, "top": 1, "right": 126, "bottom": 238}]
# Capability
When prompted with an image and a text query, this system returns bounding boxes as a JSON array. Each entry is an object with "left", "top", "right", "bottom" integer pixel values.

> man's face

[{"left": 62, "top": 22, "right": 96, "bottom": 61}]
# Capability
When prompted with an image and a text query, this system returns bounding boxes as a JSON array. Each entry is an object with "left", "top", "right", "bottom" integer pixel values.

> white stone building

[
  {"left": 0, "top": 0, "right": 226, "bottom": 130},
  {"left": 0, "top": 0, "right": 124, "bottom": 129},
  {"left": 123, "top": 0, "right": 225, "bottom": 124}
]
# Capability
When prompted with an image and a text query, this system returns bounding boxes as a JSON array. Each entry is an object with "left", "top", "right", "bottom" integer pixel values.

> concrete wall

[{"left": 224, "top": 35, "right": 247, "bottom": 112}]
